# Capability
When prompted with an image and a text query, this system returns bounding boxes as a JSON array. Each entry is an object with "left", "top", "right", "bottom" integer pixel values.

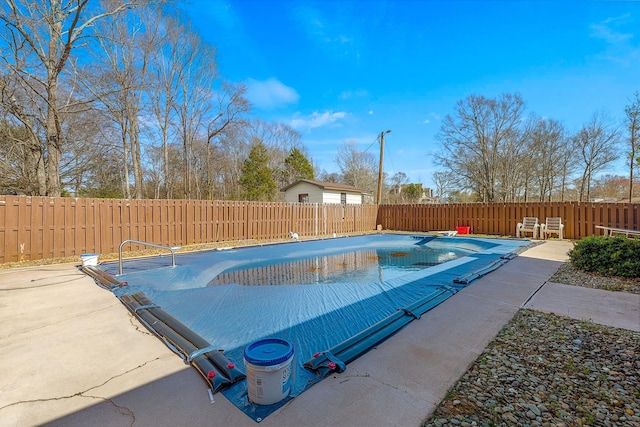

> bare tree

[
  {"left": 165, "top": 119, "right": 255, "bottom": 201},
  {"left": 336, "top": 139, "right": 377, "bottom": 195},
  {"left": 574, "top": 112, "right": 621, "bottom": 201},
  {"left": 0, "top": 116, "right": 40, "bottom": 194},
  {"left": 436, "top": 93, "right": 526, "bottom": 202},
  {"left": 198, "top": 82, "right": 250, "bottom": 199},
  {"left": 167, "top": 27, "right": 218, "bottom": 199},
  {"left": 525, "top": 116, "right": 572, "bottom": 201},
  {"left": 625, "top": 92, "right": 640, "bottom": 201},
  {"left": 255, "top": 121, "right": 304, "bottom": 189},
  {"left": 592, "top": 174, "right": 628, "bottom": 201},
  {"left": 59, "top": 105, "right": 111, "bottom": 196},
  {"left": 0, "top": 0, "right": 150, "bottom": 196},
  {"left": 85, "top": 6, "right": 163, "bottom": 198},
  {"left": 432, "top": 170, "right": 457, "bottom": 202},
  {"left": 207, "top": 81, "right": 251, "bottom": 143},
  {"left": 0, "top": 77, "right": 46, "bottom": 194},
  {"left": 387, "top": 172, "right": 408, "bottom": 203},
  {"left": 317, "top": 170, "right": 340, "bottom": 183},
  {"left": 148, "top": 15, "right": 192, "bottom": 199},
  {"left": 390, "top": 172, "right": 409, "bottom": 188},
  {"left": 213, "top": 125, "right": 251, "bottom": 200},
  {"left": 496, "top": 123, "right": 528, "bottom": 202}
]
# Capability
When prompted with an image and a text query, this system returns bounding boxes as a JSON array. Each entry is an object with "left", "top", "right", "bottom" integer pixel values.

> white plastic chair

[
  {"left": 516, "top": 217, "right": 540, "bottom": 239},
  {"left": 541, "top": 217, "right": 564, "bottom": 240}
]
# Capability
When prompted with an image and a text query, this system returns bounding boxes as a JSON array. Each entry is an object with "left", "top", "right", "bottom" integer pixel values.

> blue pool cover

[{"left": 98, "top": 234, "right": 531, "bottom": 422}]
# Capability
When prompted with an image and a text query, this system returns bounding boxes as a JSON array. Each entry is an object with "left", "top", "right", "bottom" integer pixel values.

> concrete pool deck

[{"left": 1, "top": 239, "right": 639, "bottom": 427}]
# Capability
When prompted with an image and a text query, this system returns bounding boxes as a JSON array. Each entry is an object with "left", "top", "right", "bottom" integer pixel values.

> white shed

[{"left": 281, "top": 179, "right": 369, "bottom": 204}]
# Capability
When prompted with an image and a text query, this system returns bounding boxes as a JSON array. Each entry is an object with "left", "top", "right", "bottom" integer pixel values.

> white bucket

[
  {"left": 244, "top": 338, "right": 294, "bottom": 405},
  {"left": 80, "top": 254, "right": 99, "bottom": 267}
]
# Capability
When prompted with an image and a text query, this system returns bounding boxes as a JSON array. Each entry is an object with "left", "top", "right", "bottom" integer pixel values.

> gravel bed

[
  {"left": 550, "top": 263, "right": 640, "bottom": 295},
  {"left": 422, "top": 268, "right": 640, "bottom": 427}
]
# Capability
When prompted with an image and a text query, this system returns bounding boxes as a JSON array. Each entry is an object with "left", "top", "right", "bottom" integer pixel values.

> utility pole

[{"left": 377, "top": 130, "right": 391, "bottom": 205}]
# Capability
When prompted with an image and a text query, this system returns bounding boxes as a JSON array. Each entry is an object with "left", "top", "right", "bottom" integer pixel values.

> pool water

[
  {"left": 208, "top": 245, "right": 464, "bottom": 286},
  {"left": 104, "top": 234, "right": 497, "bottom": 291}
]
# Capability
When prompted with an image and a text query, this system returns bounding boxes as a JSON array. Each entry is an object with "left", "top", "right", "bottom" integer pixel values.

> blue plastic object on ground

[{"left": 244, "top": 338, "right": 294, "bottom": 366}]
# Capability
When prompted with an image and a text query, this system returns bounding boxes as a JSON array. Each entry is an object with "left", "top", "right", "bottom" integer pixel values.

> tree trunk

[
  {"left": 45, "top": 25, "right": 62, "bottom": 197},
  {"left": 121, "top": 126, "right": 131, "bottom": 199},
  {"left": 629, "top": 126, "right": 636, "bottom": 202},
  {"left": 130, "top": 113, "right": 143, "bottom": 199}
]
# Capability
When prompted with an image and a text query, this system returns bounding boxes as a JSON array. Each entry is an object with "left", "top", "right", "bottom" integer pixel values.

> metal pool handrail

[{"left": 118, "top": 239, "right": 182, "bottom": 275}]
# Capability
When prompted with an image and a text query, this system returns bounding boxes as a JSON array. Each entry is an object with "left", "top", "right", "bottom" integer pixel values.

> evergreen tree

[
  {"left": 404, "top": 183, "right": 423, "bottom": 203},
  {"left": 282, "top": 147, "right": 314, "bottom": 184},
  {"left": 239, "top": 141, "right": 278, "bottom": 201}
]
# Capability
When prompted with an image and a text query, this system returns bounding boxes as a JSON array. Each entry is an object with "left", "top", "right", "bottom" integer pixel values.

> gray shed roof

[{"left": 280, "top": 179, "right": 368, "bottom": 194}]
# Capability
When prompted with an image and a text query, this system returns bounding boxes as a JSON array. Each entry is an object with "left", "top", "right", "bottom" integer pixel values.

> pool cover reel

[
  {"left": 304, "top": 286, "right": 456, "bottom": 376},
  {"left": 120, "top": 292, "right": 245, "bottom": 392},
  {"left": 453, "top": 252, "right": 518, "bottom": 284},
  {"left": 80, "top": 265, "right": 126, "bottom": 290}
]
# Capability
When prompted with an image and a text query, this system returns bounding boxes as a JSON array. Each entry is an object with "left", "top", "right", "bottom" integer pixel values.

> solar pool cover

[{"left": 95, "top": 234, "right": 530, "bottom": 422}]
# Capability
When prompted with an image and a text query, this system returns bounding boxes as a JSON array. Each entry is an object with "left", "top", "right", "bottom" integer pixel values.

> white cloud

[
  {"left": 368, "top": 110, "right": 374, "bottom": 115},
  {"left": 421, "top": 112, "right": 441, "bottom": 125},
  {"left": 590, "top": 14, "right": 633, "bottom": 44},
  {"left": 290, "top": 111, "right": 347, "bottom": 130},
  {"left": 588, "top": 14, "right": 639, "bottom": 65},
  {"left": 203, "top": 0, "right": 240, "bottom": 31},
  {"left": 245, "top": 78, "right": 299, "bottom": 110},
  {"left": 292, "top": 4, "right": 356, "bottom": 56}
]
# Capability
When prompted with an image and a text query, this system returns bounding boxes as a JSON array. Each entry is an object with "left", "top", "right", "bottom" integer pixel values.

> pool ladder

[{"left": 118, "top": 239, "right": 182, "bottom": 275}]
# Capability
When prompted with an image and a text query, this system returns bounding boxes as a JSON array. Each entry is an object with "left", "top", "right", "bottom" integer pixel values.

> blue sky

[{"left": 185, "top": 0, "right": 639, "bottom": 188}]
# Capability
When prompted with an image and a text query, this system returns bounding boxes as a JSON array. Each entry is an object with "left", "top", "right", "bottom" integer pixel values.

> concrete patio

[{"left": 1, "top": 240, "right": 638, "bottom": 427}]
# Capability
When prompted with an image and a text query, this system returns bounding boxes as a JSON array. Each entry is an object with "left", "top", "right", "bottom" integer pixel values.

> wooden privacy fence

[
  {"left": 377, "top": 202, "right": 640, "bottom": 240},
  {"left": 0, "top": 196, "right": 378, "bottom": 263},
  {"left": 1, "top": 196, "right": 639, "bottom": 264}
]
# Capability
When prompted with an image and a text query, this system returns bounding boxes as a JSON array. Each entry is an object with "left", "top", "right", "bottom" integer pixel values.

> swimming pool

[{"left": 95, "top": 234, "right": 530, "bottom": 422}]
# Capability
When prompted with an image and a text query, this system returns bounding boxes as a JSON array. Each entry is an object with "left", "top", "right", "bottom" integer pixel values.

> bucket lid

[{"left": 244, "top": 338, "right": 294, "bottom": 366}]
